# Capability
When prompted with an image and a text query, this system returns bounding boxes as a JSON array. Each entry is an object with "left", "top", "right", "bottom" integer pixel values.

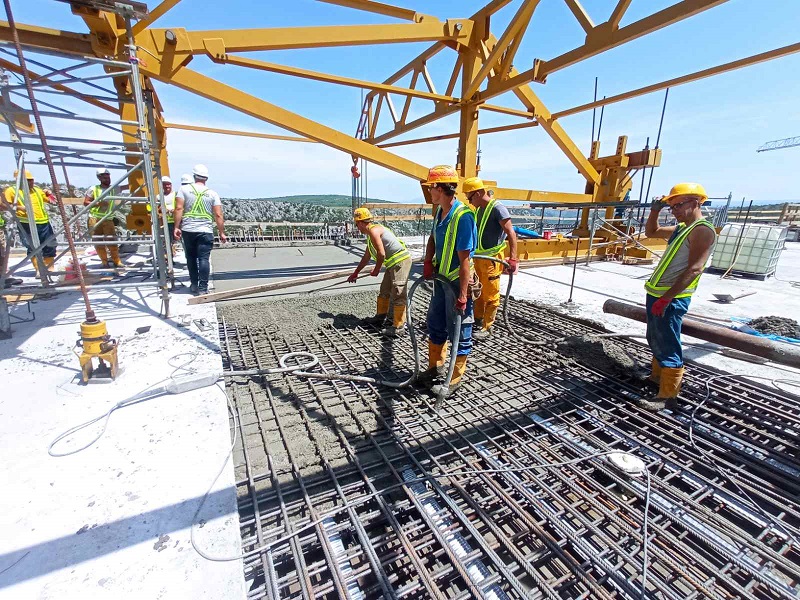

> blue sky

[{"left": 6, "top": 0, "right": 800, "bottom": 204}]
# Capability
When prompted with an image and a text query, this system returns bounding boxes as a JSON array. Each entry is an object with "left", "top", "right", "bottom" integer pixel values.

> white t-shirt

[{"left": 178, "top": 182, "right": 221, "bottom": 234}]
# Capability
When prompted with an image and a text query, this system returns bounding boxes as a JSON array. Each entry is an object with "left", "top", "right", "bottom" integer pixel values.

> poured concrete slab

[{"left": 0, "top": 249, "right": 245, "bottom": 600}]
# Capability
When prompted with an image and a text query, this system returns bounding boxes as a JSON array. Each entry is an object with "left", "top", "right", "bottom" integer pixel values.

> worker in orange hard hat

[
  {"left": 418, "top": 165, "right": 478, "bottom": 398},
  {"left": 463, "top": 176, "right": 518, "bottom": 340},
  {"left": 639, "top": 182, "right": 716, "bottom": 411},
  {"left": 348, "top": 206, "right": 412, "bottom": 336},
  {"left": 1, "top": 169, "right": 58, "bottom": 278}
]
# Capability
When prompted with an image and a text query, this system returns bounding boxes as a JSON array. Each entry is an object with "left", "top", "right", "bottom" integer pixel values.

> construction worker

[
  {"left": 147, "top": 175, "right": 177, "bottom": 256},
  {"left": 173, "top": 164, "right": 227, "bottom": 295},
  {"left": 463, "top": 177, "right": 519, "bottom": 340},
  {"left": 84, "top": 167, "right": 125, "bottom": 268},
  {"left": 418, "top": 165, "right": 478, "bottom": 397},
  {"left": 2, "top": 170, "right": 57, "bottom": 276},
  {"left": 347, "top": 207, "right": 412, "bottom": 336},
  {"left": 639, "top": 182, "right": 717, "bottom": 411}
]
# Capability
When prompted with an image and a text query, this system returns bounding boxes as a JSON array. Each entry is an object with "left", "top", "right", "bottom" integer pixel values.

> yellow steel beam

[
  {"left": 316, "top": 0, "right": 435, "bottom": 23},
  {"left": 461, "top": 0, "right": 540, "bottom": 100},
  {"left": 0, "top": 21, "right": 93, "bottom": 56},
  {"left": 132, "top": 0, "right": 183, "bottom": 36},
  {"left": 378, "top": 120, "right": 537, "bottom": 149},
  {"left": 552, "top": 40, "right": 800, "bottom": 120},
  {"left": 171, "top": 21, "right": 472, "bottom": 53},
  {"left": 608, "top": 0, "right": 633, "bottom": 29},
  {"left": 210, "top": 53, "right": 458, "bottom": 104},
  {"left": 481, "top": 103, "right": 533, "bottom": 119},
  {"left": 494, "top": 188, "right": 592, "bottom": 203},
  {"left": 164, "top": 122, "right": 316, "bottom": 143},
  {"left": 0, "top": 100, "right": 34, "bottom": 133},
  {"left": 142, "top": 64, "right": 429, "bottom": 180},
  {"left": 537, "top": 0, "right": 729, "bottom": 80},
  {"left": 0, "top": 57, "right": 117, "bottom": 114},
  {"left": 562, "top": 0, "right": 595, "bottom": 34}
]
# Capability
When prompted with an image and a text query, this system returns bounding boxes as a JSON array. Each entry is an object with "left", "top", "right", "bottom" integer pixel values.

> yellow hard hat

[
  {"left": 353, "top": 207, "right": 372, "bottom": 222},
  {"left": 663, "top": 182, "right": 707, "bottom": 206},
  {"left": 462, "top": 177, "right": 487, "bottom": 195},
  {"left": 13, "top": 169, "right": 33, "bottom": 180},
  {"left": 421, "top": 165, "right": 459, "bottom": 186}
]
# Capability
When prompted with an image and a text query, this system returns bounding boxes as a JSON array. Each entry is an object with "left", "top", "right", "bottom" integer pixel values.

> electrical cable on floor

[{"left": 690, "top": 373, "right": 800, "bottom": 546}]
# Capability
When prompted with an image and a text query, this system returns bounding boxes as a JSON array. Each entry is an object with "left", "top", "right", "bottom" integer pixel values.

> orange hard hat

[{"left": 421, "top": 165, "right": 459, "bottom": 186}]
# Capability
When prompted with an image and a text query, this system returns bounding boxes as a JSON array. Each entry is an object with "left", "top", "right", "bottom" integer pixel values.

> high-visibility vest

[
  {"left": 9, "top": 186, "right": 49, "bottom": 224},
  {"left": 89, "top": 185, "right": 116, "bottom": 219},
  {"left": 367, "top": 224, "right": 410, "bottom": 269},
  {"left": 434, "top": 203, "right": 473, "bottom": 281},
  {"left": 146, "top": 191, "right": 175, "bottom": 223},
  {"left": 184, "top": 185, "right": 213, "bottom": 221},
  {"left": 644, "top": 219, "right": 715, "bottom": 299},
  {"left": 475, "top": 199, "right": 508, "bottom": 256}
]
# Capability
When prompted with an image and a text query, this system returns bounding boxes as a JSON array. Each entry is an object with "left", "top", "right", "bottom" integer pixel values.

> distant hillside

[{"left": 223, "top": 195, "right": 391, "bottom": 208}]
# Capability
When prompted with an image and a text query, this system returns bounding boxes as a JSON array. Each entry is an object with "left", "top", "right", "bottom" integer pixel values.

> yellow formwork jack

[{"left": 77, "top": 319, "right": 119, "bottom": 383}]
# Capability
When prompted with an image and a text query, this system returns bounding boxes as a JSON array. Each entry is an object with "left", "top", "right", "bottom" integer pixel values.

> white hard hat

[
  {"left": 162, "top": 175, "right": 172, "bottom": 184},
  {"left": 192, "top": 164, "right": 209, "bottom": 179},
  {"left": 96, "top": 167, "right": 110, "bottom": 176},
  {"left": 180, "top": 173, "right": 192, "bottom": 184}
]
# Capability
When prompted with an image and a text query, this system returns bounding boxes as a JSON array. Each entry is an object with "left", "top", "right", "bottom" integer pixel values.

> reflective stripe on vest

[
  {"left": 366, "top": 224, "right": 410, "bottom": 269},
  {"left": 185, "top": 185, "right": 213, "bottom": 221},
  {"left": 435, "top": 204, "right": 471, "bottom": 281},
  {"left": 475, "top": 199, "right": 507, "bottom": 256},
  {"left": 12, "top": 186, "right": 48, "bottom": 224},
  {"left": 89, "top": 185, "right": 115, "bottom": 219},
  {"left": 644, "top": 219, "right": 714, "bottom": 299}
]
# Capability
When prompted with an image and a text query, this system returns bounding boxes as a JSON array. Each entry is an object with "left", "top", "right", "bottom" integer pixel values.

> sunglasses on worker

[{"left": 670, "top": 196, "right": 699, "bottom": 211}]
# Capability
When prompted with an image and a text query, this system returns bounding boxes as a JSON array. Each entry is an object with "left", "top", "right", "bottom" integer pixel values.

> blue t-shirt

[{"left": 434, "top": 200, "right": 477, "bottom": 274}]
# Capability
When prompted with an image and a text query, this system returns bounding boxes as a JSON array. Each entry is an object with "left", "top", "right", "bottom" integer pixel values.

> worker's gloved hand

[
  {"left": 347, "top": 272, "right": 359, "bottom": 283},
  {"left": 370, "top": 266, "right": 381, "bottom": 277},
  {"left": 651, "top": 296, "right": 670, "bottom": 317},
  {"left": 455, "top": 295, "right": 467, "bottom": 314},
  {"left": 423, "top": 259, "right": 434, "bottom": 280},
  {"left": 651, "top": 197, "right": 667, "bottom": 212},
  {"left": 505, "top": 258, "right": 519, "bottom": 275}
]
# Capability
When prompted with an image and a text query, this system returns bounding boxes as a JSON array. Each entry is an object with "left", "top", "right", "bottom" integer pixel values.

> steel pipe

[{"left": 603, "top": 299, "right": 800, "bottom": 368}]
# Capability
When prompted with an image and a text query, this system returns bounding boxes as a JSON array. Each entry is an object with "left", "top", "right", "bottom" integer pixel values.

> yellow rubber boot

[
  {"left": 43, "top": 256, "right": 55, "bottom": 270},
  {"left": 364, "top": 296, "right": 390, "bottom": 325},
  {"left": 639, "top": 366, "right": 684, "bottom": 411},
  {"left": 392, "top": 304, "right": 407, "bottom": 328},
  {"left": 648, "top": 358, "right": 662, "bottom": 384},
  {"left": 95, "top": 244, "right": 108, "bottom": 265},
  {"left": 108, "top": 244, "right": 123, "bottom": 267},
  {"left": 430, "top": 355, "right": 468, "bottom": 398},
  {"left": 418, "top": 341, "right": 445, "bottom": 385}
]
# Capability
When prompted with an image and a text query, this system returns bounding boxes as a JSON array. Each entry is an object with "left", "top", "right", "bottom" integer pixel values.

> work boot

[
  {"left": 417, "top": 341, "right": 447, "bottom": 385},
  {"left": 95, "top": 245, "right": 108, "bottom": 266},
  {"left": 430, "top": 355, "right": 468, "bottom": 398},
  {"left": 473, "top": 326, "right": 493, "bottom": 341},
  {"left": 4, "top": 277, "right": 23, "bottom": 287},
  {"left": 43, "top": 256, "right": 55, "bottom": 271},
  {"left": 644, "top": 357, "right": 662, "bottom": 389},
  {"left": 363, "top": 296, "right": 390, "bottom": 326},
  {"left": 638, "top": 366, "right": 684, "bottom": 411},
  {"left": 474, "top": 317, "right": 484, "bottom": 331},
  {"left": 381, "top": 323, "right": 406, "bottom": 337},
  {"left": 190, "top": 283, "right": 198, "bottom": 295}
]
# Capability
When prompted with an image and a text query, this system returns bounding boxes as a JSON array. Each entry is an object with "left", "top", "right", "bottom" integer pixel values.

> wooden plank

[{"left": 188, "top": 267, "right": 358, "bottom": 305}]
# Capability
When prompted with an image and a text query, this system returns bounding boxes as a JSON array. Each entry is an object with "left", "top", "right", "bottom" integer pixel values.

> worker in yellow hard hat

[
  {"left": 418, "top": 165, "right": 478, "bottom": 398},
  {"left": 463, "top": 176, "right": 518, "bottom": 340},
  {"left": 1, "top": 169, "right": 57, "bottom": 277},
  {"left": 639, "top": 182, "right": 716, "bottom": 411},
  {"left": 84, "top": 167, "right": 126, "bottom": 269},
  {"left": 348, "top": 206, "right": 412, "bottom": 336}
]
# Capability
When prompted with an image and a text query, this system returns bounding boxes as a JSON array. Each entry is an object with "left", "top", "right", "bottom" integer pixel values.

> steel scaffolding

[{"left": 0, "top": 5, "right": 172, "bottom": 322}]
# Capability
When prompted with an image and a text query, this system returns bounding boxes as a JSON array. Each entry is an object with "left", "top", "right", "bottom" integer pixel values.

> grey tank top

[
  {"left": 657, "top": 221, "right": 712, "bottom": 289},
  {"left": 378, "top": 227, "right": 404, "bottom": 258}
]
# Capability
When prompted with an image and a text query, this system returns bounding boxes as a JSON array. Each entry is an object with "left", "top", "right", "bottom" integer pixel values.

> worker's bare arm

[{"left": 662, "top": 226, "right": 716, "bottom": 301}]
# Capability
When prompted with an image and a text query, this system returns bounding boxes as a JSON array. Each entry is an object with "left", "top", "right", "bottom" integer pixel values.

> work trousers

[
  {"left": 19, "top": 221, "right": 57, "bottom": 258},
  {"left": 473, "top": 251, "right": 503, "bottom": 320},
  {"left": 427, "top": 279, "right": 473, "bottom": 356},
  {"left": 378, "top": 258, "right": 411, "bottom": 307},
  {"left": 646, "top": 294, "right": 691, "bottom": 368},
  {"left": 183, "top": 230, "right": 214, "bottom": 291},
  {"left": 88, "top": 217, "right": 120, "bottom": 264}
]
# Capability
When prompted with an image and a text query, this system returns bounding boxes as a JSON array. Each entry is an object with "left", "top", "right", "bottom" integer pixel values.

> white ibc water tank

[{"left": 710, "top": 223, "right": 787, "bottom": 276}]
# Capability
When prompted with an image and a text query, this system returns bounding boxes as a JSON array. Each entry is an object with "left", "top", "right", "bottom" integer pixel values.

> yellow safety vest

[
  {"left": 184, "top": 185, "right": 213, "bottom": 221},
  {"left": 146, "top": 192, "right": 175, "bottom": 223},
  {"left": 89, "top": 185, "right": 116, "bottom": 219},
  {"left": 434, "top": 203, "right": 472, "bottom": 281},
  {"left": 475, "top": 199, "right": 508, "bottom": 256},
  {"left": 366, "top": 224, "right": 410, "bottom": 269},
  {"left": 645, "top": 219, "right": 715, "bottom": 299},
  {"left": 8, "top": 186, "right": 49, "bottom": 224}
]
